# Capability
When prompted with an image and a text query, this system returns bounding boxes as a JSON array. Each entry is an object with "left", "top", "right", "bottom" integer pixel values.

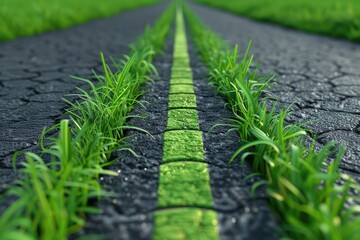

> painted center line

[{"left": 152, "top": 6, "right": 219, "bottom": 240}]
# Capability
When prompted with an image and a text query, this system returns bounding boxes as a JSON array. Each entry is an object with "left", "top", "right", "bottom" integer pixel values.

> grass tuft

[
  {"left": 184, "top": 2, "right": 360, "bottom": 239},
  {"left": 0, "top": 3, "right": 175, "bottom": 239}
]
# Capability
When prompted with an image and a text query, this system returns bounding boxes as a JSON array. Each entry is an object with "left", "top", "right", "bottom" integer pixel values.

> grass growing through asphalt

[
  {"left": 154, "top": 7, "right": 218, "bottom": 239},
  {"left": 0, "top": 0, "right": 161, "bottom": 42},
  {"left": 154, "top": 208, "right": 218, "bottom": 240},
  {"left": 158, "top": 162, "right": 213, "bottom": 207},
  {"left": 0, "top": 120, "right": 117, "bottom": 240},
  {"left": 193, "top": 0, "right": 360, "bottom": 41},
  {"left": 184, "top": 3, "right": 360, "bottom": 239},
  {"left": 0, "top": 3, "right": 175, "bottom": 239}
]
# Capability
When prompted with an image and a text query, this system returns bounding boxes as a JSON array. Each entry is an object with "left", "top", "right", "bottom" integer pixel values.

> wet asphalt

[
  {"left": 190, "top": 3, "right": 360, "bottom": 181},
  {"left": 1, "top": 2, "right": 359, "bottom": 239}
]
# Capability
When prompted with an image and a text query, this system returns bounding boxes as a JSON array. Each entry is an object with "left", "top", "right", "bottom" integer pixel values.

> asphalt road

[
  {"left": 76, "top": 38, "right": 279, "bottom": 239},
  {"left": 1, "top": 2, "right": 359, "bottom": 239},
  {"left": 0, "top": 1, "right": 167, "bottom": 212},
  {"left": 190, "top": 3, "right": 360, "bottom": 181}
]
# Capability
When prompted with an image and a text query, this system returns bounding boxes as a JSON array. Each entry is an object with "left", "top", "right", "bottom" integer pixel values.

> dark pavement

[
  {"left": 0, "top": 2, "right": 167, "bottom": 212},
  {"left": 190, "top": 3, "right": 360, "bottom": 181},
  {"left": 1, "top": 2, "right": 359, "bottom": 239},
  {"left": 76, "top": 37, "right": 279, "bottom": 239}
]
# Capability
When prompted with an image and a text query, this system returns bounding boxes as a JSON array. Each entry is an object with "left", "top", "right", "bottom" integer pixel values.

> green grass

[
  {"left": 158, "top": 162, "right": 213, "bottom": 207},
  {"left": 0, "top": 3, "right": 175, "bottom": 239},
  {"left": 168, "top": 94, "right": 197, "bottom": 109},
  {"left": 167, "top": 109, "right": 200, "bottom": 130},
  {"left": 0, "top": 120, "right": 117, "bottom": 240},
  {"left": 170, "top": 78, "right": 194, "bottom": 84},
  {"left": 170, "top": 84, "right": 195, "bottom": 94},
  {"left": 184, "top": 2, "right": 360, "bottom": 239},
  {"left": 163, "top": 130, "right": 204, "bottom": 162},
  {"left": 154, "top": 6, "right": 218, "bottom": 239},
  {"left": 193, "top": 0, "right": 360, "bottom": 41},
  {"left": 172, "top": 72, "right": 193, "bottom": 79},
  {"left": 154, "top": 208, "right": 218, "bottom": 240},
  {"left": 0, "top": 0, "right": 161, "bottom": 42}
]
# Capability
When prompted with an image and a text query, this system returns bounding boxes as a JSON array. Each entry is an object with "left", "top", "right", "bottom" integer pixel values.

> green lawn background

[
  {"left": 194, "top": 0, "right": 360, "bottom": 41},
  {"left": 0, "top": 0, "right": 161, "bottom": 42}
]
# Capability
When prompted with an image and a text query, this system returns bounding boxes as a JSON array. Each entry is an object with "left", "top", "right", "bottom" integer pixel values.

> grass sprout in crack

[
  {"left": 0, "top": 3, "right": 175, "bottom": 238},
  {"left": 184, "top": 2, "right": 360, "bottom": 239}
]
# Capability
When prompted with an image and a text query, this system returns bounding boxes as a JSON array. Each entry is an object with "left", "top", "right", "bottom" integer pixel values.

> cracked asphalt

[
  {"left": 0, "top": 2, "right": 167, "bottom": 211},
  {"left": 189, "top": 3, "right": 360, "bottom": 182},
  {"left": 1, "top": 1, "right": 359, "bottom": 239},
  {"left": 75, "top": 37, "right": 278, "bottom": 239}
]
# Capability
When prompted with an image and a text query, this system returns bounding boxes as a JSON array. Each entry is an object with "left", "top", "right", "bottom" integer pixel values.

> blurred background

[
  {"left": 0, "top": 0, "right": 359, "bottom": 42},
  {"left": 0, "top": 0, "right": 161, "bottom": 42},
  {"left": 194, "top": 0, "right": 360, "bottom": 41}
]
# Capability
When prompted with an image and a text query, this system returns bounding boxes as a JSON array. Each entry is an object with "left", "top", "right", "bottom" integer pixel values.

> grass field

[
  {"left": 193, "top": 0, "right": 360, "bottom": 41},
  {"left": 0, "top": 0, "right": 161, "bottom": 42}
]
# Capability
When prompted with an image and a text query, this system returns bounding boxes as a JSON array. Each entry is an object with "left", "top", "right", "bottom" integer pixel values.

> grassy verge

[
  {"left": 0, "top": 0, "right": 161, "bottom": 42},
  {"left": 184, "top": 2, "right": 360, "bottom": 239},
  {"left": 0, "top": 3, "right": 175, "bottom": 240},
  {"left": 193, "top": 0, "right": 360, "bottom": 41}
]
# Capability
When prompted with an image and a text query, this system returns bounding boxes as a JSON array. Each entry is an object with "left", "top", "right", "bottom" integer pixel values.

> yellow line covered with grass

[{"left": 153, "top": 5, "right": 219, "bottom": 240}]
